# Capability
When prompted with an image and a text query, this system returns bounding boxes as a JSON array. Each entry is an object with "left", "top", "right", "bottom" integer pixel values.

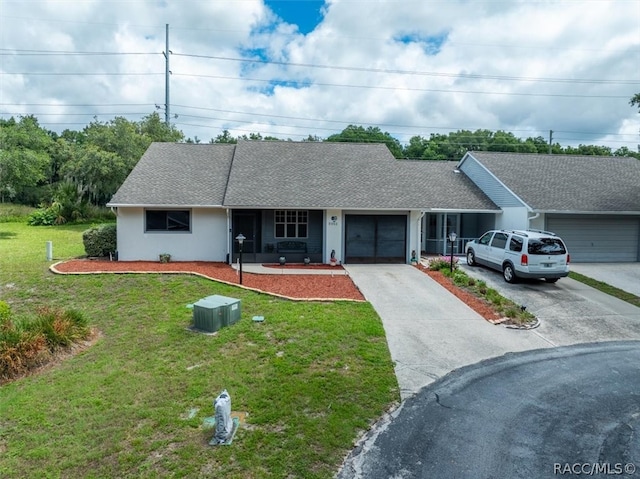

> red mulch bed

[
  {"left": 419, "top": 267, "right": 501, "bottom": 321},
  {"left": 53, "top": 260, "right": 364, "bottom": 301}
]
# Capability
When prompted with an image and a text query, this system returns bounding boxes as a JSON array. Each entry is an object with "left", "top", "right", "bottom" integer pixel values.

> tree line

[{"left": 1, "top": 104, "right": 639, "bottom": 211}]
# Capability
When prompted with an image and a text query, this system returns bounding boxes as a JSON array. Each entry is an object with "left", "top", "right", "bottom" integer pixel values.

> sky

[{"left": 1, "top": 0, "right": 639, "bottom": 154}]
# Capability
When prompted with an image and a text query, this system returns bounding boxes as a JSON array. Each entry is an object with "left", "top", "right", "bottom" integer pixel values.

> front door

[{"left": 232, "top": 212, "right": 258, "bottom": 261}]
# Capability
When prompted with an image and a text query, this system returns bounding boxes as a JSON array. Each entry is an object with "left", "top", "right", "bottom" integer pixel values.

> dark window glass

[
  {"left": 509, "top": 236, "right": 524, "bottom": 252},
  {"left": 168, "top": 211, "right": 190, "bottom": 231},
  {"left": 146, "top": 210, "right": 190, "bottom": 232},
  {"left": 146, "top": 210, "right": 166, "bottom": 231},
  {"left": 490, "top": 233, "right": 508, "bottom": 249},
  {"left": 274, "top": 210, "right": 308, "bottom": 238},
  {"left": 528, "top": 238, "right": 566, "bottom": 255}
]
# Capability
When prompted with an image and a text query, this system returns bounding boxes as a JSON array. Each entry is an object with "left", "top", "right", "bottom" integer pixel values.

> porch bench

[{"left": 277, "top": 241, "right": 307, "bottom": 254}]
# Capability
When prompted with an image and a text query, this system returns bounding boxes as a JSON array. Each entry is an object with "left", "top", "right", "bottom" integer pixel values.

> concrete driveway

[
  {"left": 343, "top": 265, "right": 552, "bottom": 399},
  {"left": 459, "top": 263, "right": 640, "bottom": 347},
  {"left": 339, "top": 263, "right": 640, "bottom": 478},
  {"left": 570, "top": 263, "right": 640, "bottom": 297}
]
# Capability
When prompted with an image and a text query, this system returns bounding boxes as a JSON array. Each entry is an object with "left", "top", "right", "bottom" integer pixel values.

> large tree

[
  {"left": 0, "top": 116, "right": 53, "bottom": 202},
  {"left": 61, "top": 145, "right": 127, "bottom": 205},
  {"left": 326, "top": 125, "right": 404, "bottom": 158},
  {"left": 63, "top": 113, "right": 184, "bottom": 205}
]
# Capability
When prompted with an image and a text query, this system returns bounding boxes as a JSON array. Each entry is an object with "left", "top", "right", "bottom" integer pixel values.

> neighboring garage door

[
  {"left": 345, "top": 215, "right": 407, "bottom": 263},
  {"left": 547, "top": 215, "right": 640, "bottom": 262}
]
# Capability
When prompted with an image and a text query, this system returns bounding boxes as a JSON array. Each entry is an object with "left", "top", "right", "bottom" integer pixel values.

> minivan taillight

[
  {"left": 521, "top": 254, "right": 528, "bottom": 266},
  {"left": 567, "top": 254, "right": 570, "bottom": 264}
]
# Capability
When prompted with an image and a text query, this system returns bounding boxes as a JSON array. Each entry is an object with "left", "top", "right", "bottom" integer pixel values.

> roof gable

[{"left": 108, "top": 143, "right": 235, "bottom": 207}]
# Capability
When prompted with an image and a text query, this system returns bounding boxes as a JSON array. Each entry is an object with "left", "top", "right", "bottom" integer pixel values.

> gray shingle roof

[
  {"left": 107, "top": 141, "right": 498, "bottom": 210},
  {"left": 108, "top": 143, "right": 235, "bottom": 206},
  {"left": 465, "top": 151, "right": 640, "bottom": 212},
  {"left": 223, "top": 141, "right": 497, "bottom": 210}
]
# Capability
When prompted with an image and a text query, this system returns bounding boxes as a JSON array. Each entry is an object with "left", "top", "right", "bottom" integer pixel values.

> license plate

[{"left": 542, "top": 263, "right": 553, "bottom": 268}]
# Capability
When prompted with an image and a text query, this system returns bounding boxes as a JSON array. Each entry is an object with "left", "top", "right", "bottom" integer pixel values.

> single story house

[{"left": 107, "top": 142, "right": 640, "bottom": 264}]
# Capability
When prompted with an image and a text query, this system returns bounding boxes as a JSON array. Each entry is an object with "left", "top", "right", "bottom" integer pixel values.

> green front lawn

[{"left": 0, "top": 221, "right": 398, "bottom": 478}]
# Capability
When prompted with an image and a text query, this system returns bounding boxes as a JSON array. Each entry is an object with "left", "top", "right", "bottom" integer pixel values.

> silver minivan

[{"left": 465, "top": 229, "right": 570, "bottom": 283}]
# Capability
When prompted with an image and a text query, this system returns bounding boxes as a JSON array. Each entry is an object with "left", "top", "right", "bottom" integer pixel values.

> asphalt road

[{"left": 337, "top": 341, "right": 640, "bottom": 479}]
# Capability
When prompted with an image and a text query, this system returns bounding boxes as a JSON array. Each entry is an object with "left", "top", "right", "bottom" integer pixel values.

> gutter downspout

[{"left": 528, "top": 212, "right": 540, "bottom": 228}]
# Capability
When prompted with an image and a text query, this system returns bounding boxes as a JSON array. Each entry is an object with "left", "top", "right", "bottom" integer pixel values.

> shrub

[
  {"left": 82, "top": 223, "right": 117, "bottom": 257},
  {"left": 485, "top": 288, "right": 503, "bottom": 306},
  {"left": 28, "top": 205, "right": 60, "bottom": 226},
  {"left": 0, "top": 307, "right": 90, "bottom": 381},
  {"left": 504, "top": 308, "right": 518, "bottom": 318},
  {"left": 453, "top": 271, "right": 468, "bottom": 286},
  {"left": 429, "top": 256, "right": 458, "bottom": 272},
  {"left": 0, "top": 332, "right": 50, "bottom": 380}
]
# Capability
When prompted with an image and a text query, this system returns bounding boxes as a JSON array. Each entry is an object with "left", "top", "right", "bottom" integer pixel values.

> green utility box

[
  {"left": 203, "top": 295, "right": 242, "bottom": 327},
  {"left": 192, "top": 298, "right": 226, "bottom": 333}
]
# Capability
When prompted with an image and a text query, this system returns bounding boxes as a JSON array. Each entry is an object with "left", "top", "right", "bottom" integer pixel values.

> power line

[
  {"left": 170, "top": 73, "right": 632, "bottom": 99},
  {"left": 0, "top": 49, "right": 160, "bottom": 56},
  {"left": 3, "top": 102, "right": 637, "bottom": 144},
  {"left": 2, "top": 72, "right": 163, "bottom": 76},
  {"left": 2, "top": 48, "right": 636, "bottom": 86},
  {"left": 170, "top": 104, "right": 639, "bottom": 138},
  {"left": 172, "top": 53, "right": 639, "bottom": 85}
]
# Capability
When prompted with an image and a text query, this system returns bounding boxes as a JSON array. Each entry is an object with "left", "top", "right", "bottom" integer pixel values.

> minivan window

[
  {"left": 490, "top": 232, "right": 508, "bottom": 249},
  {"left": 528, "top": 238, "right": 566, "bottom": 255},
  {"left": 478, "top": 232, "right": 493, "bottom": 245},
  {"left": 509, "top": 235, "right": 524, "bottom": 252}
]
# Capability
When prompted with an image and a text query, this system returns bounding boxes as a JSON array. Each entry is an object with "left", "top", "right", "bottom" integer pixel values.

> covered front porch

[
  {"left": 422, "top": 211, "right": 496, "bottom": 256},
  {"left": 230, "top": 209, "right": 324, "bottom": 264}
]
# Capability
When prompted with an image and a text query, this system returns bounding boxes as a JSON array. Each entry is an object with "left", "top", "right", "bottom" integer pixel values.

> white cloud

[{"left": 0, "top": 0, "right": 638, "bottom": 150}]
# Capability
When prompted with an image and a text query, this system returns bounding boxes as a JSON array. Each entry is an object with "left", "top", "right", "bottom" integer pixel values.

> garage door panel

[
  {"left": 345, "top": 215, "right": 407, "bottom": 264},
  {"left": 547, "top": 215, "right": 639, "bottom": 262}
]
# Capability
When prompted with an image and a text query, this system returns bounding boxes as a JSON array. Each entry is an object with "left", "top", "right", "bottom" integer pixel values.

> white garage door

[{"left": 546, "top": 215, "right": 640, "bottom": 262}]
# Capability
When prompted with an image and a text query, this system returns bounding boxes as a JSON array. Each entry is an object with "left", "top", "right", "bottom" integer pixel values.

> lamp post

[
  {"left": 448, "top": 232, "right": 457, "bottom": 272},
  {"left": 236, "top": 233, "right": 246, "bottom": 284}
]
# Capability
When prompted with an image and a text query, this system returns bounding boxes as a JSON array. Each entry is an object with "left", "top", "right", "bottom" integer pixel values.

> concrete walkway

[
  {"left": 343, "top": 264, "right": 551, "bottom": 399},
  {"left": 231, "top": 263, "right": 348, "bottom": 275}
]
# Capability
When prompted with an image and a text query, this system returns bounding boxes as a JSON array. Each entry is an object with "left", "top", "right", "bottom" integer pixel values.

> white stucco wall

[
  {"left": 409, "top": 210, "right": 423, "bottom": 261},
  {"left": 529, "top": 213, "right": 546, "bottom": 231},
  {"left": 116, "top": 207, "right": 228, "bottom": 261},
  {"left": 324, "top": 209, "right": 343, "bottom": 263},
  {"left": 494, "top": 207, "right": 529, "bottom": 231}
]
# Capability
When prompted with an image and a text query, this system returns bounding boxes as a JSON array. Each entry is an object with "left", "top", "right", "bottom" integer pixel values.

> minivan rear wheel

[
  {"left": 545, "top": 278, "right": 559, "bottom": 283},
  {"left": 503, "top": 264, "right": 517, "bottom": 283}
]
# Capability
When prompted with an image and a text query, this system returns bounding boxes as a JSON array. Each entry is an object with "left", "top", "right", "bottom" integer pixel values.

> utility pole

[
  {"left": 163, "top": 24, "right": 170, "bottom": 125},
  {"left": 548, "top": 130, "right": 553, "bottom": 155}
]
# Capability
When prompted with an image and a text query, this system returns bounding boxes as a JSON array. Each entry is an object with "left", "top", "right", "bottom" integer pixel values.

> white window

[{"left": 275, "top": 210, "right": 308, "bottom": 238}]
